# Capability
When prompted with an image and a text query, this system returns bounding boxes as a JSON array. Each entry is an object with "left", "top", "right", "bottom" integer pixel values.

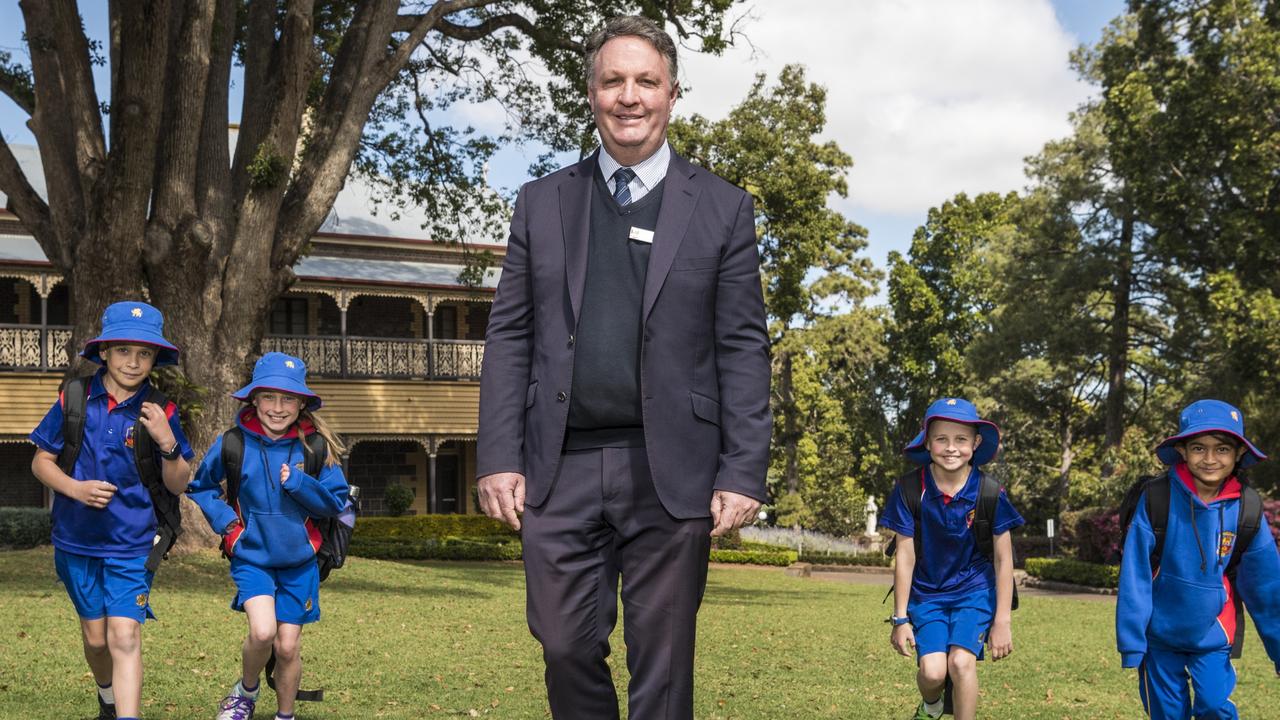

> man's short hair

[{"left": 584, "top": 15, "right": 679, "bottom": 90}]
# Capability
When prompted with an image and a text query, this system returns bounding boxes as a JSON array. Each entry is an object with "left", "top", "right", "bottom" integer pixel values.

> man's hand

[
  {"left": 70, "top": 479, "right": 116, "bottom": 509},
  {"left": 709, "top": 490, "right": 760, "bottom": 537},
  {"left": 478, "top": 472, "right": 526, "bottom": 530},
  {"left": 138, "top": 402, "right": 177, "bottom": 453},
  {"left": 891, "top": 623, "right": 916, "bottom": 657},
  {"left": 989, "top": 618, "right": 1013, "bottom": 660}
]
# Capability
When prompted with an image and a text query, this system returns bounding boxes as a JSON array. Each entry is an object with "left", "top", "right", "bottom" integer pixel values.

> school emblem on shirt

[
  {"left": 135, "top": 593, "right": 148, "bottom": 607},
  {"left": 131, "top": 307, "right": 143, "bottom": 318},
  {"left": 294, "top": 462, "right": 305, "bottom": 473},
  {"left": 1219, "top": 531, "right": 1236, "bottom": 560},
  {"left": 966, "top": 509, "right": 976, "bottom": 528},
  {"left": 124, "top": 424, "right": 136, "bottom": 449},
  {"left": 305, "top": 597, "right": 313, "bottom": 612}
]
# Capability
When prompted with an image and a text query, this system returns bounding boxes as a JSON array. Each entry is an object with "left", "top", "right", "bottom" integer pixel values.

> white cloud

[{"left": 677, "top": 0, "right": 1093, "bottom": 214}]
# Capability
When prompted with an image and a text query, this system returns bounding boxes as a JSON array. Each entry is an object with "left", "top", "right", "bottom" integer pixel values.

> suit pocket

[
  {"left": 525, "top": 380, "right": 538, "bottom": 408},
  {"left": 672, "top": 255, "right": 719, "bottom": 271},
  {"left": 690, "top": 391, "right": 721, "bottom": 426}
]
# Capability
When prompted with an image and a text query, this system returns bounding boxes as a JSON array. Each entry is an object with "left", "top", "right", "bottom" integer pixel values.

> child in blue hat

[
  {"left": 879, "top": 398, "right": 1024, "bottom": 720},
  {"left": 29, "top": 301, "right": 195, "bottom": 720},
  {"left": 187, "top": 352, "right": 349, "bottom": 720},
  {"left": 1116, "top": 399, "right": 1280, "bottom": 719}
]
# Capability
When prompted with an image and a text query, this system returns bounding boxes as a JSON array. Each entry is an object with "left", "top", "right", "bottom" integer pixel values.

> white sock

[
  {"left": 97, "top": 683, "right": 114, "bottom": 705},
  {"left": 923, "top": 696, "right": 943, "bottom": 717},
  {"left": 235, "top": 679, "right": 261, "bottom": 700}
]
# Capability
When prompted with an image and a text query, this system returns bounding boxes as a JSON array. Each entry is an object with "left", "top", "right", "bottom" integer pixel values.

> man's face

[
  {"left": 587, "top": 35, "right": 677, "bottom": 166},
  {"left": 1175, "top": 433, "right": 1246, "bottom": 488}
]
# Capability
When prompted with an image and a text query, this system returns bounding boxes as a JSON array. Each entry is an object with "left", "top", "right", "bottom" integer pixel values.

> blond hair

[{"left": 298, "top": 409, "right": 345, "bottom": 467}]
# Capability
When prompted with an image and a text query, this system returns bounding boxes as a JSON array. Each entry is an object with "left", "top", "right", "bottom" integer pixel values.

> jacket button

[
  {"left": 557, "top": 391, "right": 567, "bottom": 402},
  {"left": 568, "top": 334, "right": 575, "bottom": 347}
]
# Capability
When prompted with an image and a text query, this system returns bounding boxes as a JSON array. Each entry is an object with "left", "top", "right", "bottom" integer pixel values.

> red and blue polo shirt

[
  {"left": 30, "top": 369, "right": 194, "bottom": 558},
  {"left": 880, "top": 466, "right": 1025, "bottom": 603}
]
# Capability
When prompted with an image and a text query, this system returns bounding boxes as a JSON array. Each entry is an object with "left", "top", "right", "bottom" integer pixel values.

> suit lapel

[
  {"left": 559, "top": 154, "right": 596, "bottom": 324},
  {"left": 642, "top": 153, "right": 700, "bottom": 322}
]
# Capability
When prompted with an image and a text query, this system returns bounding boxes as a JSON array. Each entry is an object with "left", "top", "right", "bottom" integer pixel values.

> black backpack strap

[
  {"left": 973, "top": 472, "right": 1019, "bottom": 611},
  {"left": 1225, "top": 485, "right": 1263, "bottom": 659},
  {"left": 1144, "top": 475, "right": 1172, "bottom": 572},
  {"left": 265, "top": 650, "right": 324, "bottom": 702},
  {"left": 884, "top": 468, "right": 925, "bottom": 558},
  {"left": 301, "top": 430, "right": 328, "bottom": 478},
  {"left": 56, "top": 376, "right": 91, "bottom": 475},
  {"left": 221, "top": 427, "right": 245, "bottom": 512},
  {"left": 134, "top": 387, "right": 183, "bottom": 572}
]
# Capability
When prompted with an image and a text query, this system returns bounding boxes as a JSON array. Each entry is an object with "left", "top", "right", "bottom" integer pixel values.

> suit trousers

[{"left": 522, "top": 446, "right": 713, "bottom": 720}]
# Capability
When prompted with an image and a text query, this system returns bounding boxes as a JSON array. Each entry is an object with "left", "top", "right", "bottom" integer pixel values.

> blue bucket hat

[
  {"left": 1155, "top": 399, "right": 1266, "bottom": 467},
  {"left": 232, "top": 352, "right": 322, "bottom": 410},
  {"left": 81, "top": 301, "right": 180, "bottom": 367},
  {"left": 903, "top": 397, "right": 1001, "bottom": 467}
]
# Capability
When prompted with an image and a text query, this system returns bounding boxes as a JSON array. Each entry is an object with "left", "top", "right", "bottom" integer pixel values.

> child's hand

[
  {"left": 138, "top": 402, "right": 177, "bottom": 451},
  {"left": 891, "top": 623, "right": 916, "bottom": 657},
  {"left": 280, "top": 463, "right": 291, "bottom": 485},
  {"left": 989, "top": 619, "right": 1013, "bottom": 660},
  {"left": 71, "top": 479, "right": 116, "bottom": 509}
]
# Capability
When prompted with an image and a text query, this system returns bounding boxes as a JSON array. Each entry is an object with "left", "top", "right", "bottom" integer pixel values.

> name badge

[{"left": 629, "top": 227, "right": 655, "bottom": 244}]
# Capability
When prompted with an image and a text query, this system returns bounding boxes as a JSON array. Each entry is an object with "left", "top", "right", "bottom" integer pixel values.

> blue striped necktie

[{"left": 612, "top": 167, "right": 636, "bottom": 205}]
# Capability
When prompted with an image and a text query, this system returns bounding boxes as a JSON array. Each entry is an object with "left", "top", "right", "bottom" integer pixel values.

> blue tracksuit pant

[{"left": 1138, "top": 645, "right": 1237, "bottom": 719}]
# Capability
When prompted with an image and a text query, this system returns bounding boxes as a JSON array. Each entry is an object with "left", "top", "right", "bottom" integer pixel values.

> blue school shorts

[
  {"left": 909, "top": 589, "right": 995, "bottom": 659},
  {"left": 229, "top": 559, "right": 320, "bottom": 625},
  {"left": 54, "top": 549, "right": 156, "bottom": 623}
]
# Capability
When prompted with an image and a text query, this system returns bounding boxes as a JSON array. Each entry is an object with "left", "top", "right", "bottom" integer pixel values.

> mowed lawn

[{"left": 2, "top": 548, "right": 1275, "bottom": 719}]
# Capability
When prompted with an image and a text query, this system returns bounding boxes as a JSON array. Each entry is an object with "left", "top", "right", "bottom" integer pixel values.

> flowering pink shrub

[{"left": 1264, "top": 499, "right": 1280, "bottom": 545}]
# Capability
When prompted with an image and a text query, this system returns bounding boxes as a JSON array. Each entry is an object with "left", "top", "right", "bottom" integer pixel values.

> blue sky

[{"left": 0, "top": 1, "right": 1125, "bottom": 282}]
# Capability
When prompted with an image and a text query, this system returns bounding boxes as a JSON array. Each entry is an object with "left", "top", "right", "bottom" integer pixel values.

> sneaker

[
  {"left": 911, "top": 701, "right": 941, "bottom": 720},
  {"left": 215, "top": 693, "right": 256, "bottom": 720},
  {"left": 96, "top": 694, "right": 117, "bottom": 720}
]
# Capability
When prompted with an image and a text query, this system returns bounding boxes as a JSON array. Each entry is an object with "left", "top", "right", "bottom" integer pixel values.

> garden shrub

[
  {"left": 709, "top": 548, "right": 797, "bottom": 566},
  {"left": 355, "top": 515, "right": 515, "bottom": 540},
  {"left": 0, "top": 507, "right": 50, "bottom": 548},
  {"left": 351, "top": 535, "right": 522, "bottom": 561},
  {"left": 1265, "top": 499, "right": 1280, "bottom": 545},
  {"left": 1061, "top": 505, "right": 1122, "bottom": 563},
  {"left": 1024, "top": 557, "right": 1119, "bottom": 589},
  {"left": 383, "top": 483, "right": 415, "bottom": 517},
  {"left": 797, "top": 550, "right": 890, "bottom": 567}
]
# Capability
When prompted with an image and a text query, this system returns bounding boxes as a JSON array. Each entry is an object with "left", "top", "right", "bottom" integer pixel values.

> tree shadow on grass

[
  {"left": 358, "top": 558, "right": 526, "bottom": 589},
  {"left": 321, "top": 573, "right": 494, "bottom": 599}
]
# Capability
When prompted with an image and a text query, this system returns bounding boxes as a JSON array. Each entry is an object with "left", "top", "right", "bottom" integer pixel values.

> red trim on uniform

[
  {"left": 304, "top": 517, "right": 323, "bottom": 554},
  {"left": 164, "top": 401, "right": 177, "bottom": 420},
  {"left": 1218, "top": 574, "right": 1238, "bottom": 645},
  {"left": 224, "top": 500, "right": 246, "bottom": 557},
  {"left": 106, "top": 394, "right": 118, "bottom": 412}
]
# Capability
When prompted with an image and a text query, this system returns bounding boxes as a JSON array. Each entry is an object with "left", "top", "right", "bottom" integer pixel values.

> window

[
  {"left": 432, "top": 305, "right": 457, "bottom": 339},
  {"left": 270, "top": 297, "right": 309, "bottom": 335}
]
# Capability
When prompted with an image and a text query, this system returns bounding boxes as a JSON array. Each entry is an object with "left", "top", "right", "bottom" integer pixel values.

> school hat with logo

[
  {"left": 903, "top": 397, "right": 1001, "bottom": 467},
  {"left": 80, "top": 301, "right": 180, "bottom": 366},
  {"left": 1155, "top": 399, "right": 1266, "bottom": 467},
  {"left": 232, "top": 352, "right": 322, "bottom": 410}
]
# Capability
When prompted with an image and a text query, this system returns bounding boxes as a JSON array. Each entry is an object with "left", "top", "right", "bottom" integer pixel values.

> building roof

[{"left": 296, "top": 255, "right": 498, "bottom": 290}]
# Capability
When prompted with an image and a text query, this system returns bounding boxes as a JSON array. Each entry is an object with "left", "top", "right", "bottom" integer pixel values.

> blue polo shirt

[
  {"left": 30, "top": 370, "right": 194, "bottom": 558},
  {"left": 879, "top": 466, "right": 1024, "bottom": 603}
]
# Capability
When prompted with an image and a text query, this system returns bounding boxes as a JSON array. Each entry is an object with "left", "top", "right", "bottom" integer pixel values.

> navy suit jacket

[{"left": 476, "top": 150, "right": 771, "bottom": 518}]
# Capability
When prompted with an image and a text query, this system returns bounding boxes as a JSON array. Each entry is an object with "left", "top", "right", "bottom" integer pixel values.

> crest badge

[
  {"left": 135, "top": 593, "right": 148, "bottom": 607},
  {"left": 946, "top": 399, "right": 957, "bottom": 406},
  {"left": 1231, "top": 411, "right": 1239, "bottom": 422},
  {"left": 131, "top": 307, "right": 143, "bottom": 318},
  {"left": 285, "top": 360, "right": 296, "bottom": 369},
  {"left": 295, "top": 462, "right": 305, "bottom": 473},
  {"left": 305, "top": 597, "right": 313, "bottom": 612},
  {"left": 1219, "top": 531, "right": 1235, "bottom": 560},
  {"left": 966, "top": 509, "right": 976, "bottom": 528}
]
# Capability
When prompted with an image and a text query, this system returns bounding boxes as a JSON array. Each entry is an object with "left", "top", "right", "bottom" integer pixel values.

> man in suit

[{"left": 476, "top": 15, "right": 771, "bottom": 720}]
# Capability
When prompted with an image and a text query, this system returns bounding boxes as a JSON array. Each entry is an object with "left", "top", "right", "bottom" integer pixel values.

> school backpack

[
  {"left": 1117, "top": 473, "right": 1264, "bottom": 658},
  {"left": 57, "top": 375, "right": 184, "bottom": 573},
  {"left": 219, "top": 425, "right": 360, "bottom": 703}
]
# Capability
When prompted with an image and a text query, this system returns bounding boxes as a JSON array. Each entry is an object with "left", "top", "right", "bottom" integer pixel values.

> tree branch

[
  {"left": 434, "top": 14, "right": 584, "bottom": 52},
  {"left": 0, "top": 56, "right": 35, "bottom": 116},
  {"left": 0, "top": 135, "right": 60, "bottom": 267},
  {"left": 46, "top": 0, "right": 107, "bottom": 181}
]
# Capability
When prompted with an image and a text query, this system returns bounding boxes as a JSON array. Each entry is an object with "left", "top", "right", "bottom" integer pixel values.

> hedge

[
  {"left": 354, "top": 515, "right": 516, "bottom": 541},
  {"left": 1024, "top": 557, "right": 1120, "bottom": 589},
  {"left": 351, "top": 536, "right": 522, "bottom": 561},
  {"left": 0, "top": 507, "right": 51, "bottom": 548},
  {"left": 708, "top": 548, "right": 797, "bottom": 566},
  {"left": 797, "top": 550, "right": 890, "bottom": 567}
]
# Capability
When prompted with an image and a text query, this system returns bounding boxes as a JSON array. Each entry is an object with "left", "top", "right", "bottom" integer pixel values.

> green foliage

[
  {"left": 773, "top": 492, "right": 811, "bottom": 529},
  {"left": 351, "top": 535, "right": 522, "bottom": 561},
  {"left": 796, "top": 550, "right": 890, "bottom": 567},
  {"left": 245, "top": 142, "right": 288, "bottom": 189},
  {"left": 1024, "top": 557, "right": 1120, "bottom": 589},
  {"left": 708, "top": 548, "right": 797, "bottom": 566},
  {"left": 354, "top": 514, "right": 514, "bottom": 540},
  {"left": 381, "top": 484, "right": 415, "bottom": 518},
  {"left": 0, "top": 508, "right": 50, "bottom": 548}
]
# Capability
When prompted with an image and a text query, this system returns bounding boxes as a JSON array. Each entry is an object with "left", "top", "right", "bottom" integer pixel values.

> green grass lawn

[{"left": 2, "top": 547, "right": 1275, "bottom": 719}]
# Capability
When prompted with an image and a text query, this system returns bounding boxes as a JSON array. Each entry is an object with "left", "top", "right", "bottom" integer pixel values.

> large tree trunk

[
  {"left": 780, "top": 350, "right": 799, "bottom": 494},
  {"left": 1102, "top": 204, "right": 1134, "bottom": 479}
]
